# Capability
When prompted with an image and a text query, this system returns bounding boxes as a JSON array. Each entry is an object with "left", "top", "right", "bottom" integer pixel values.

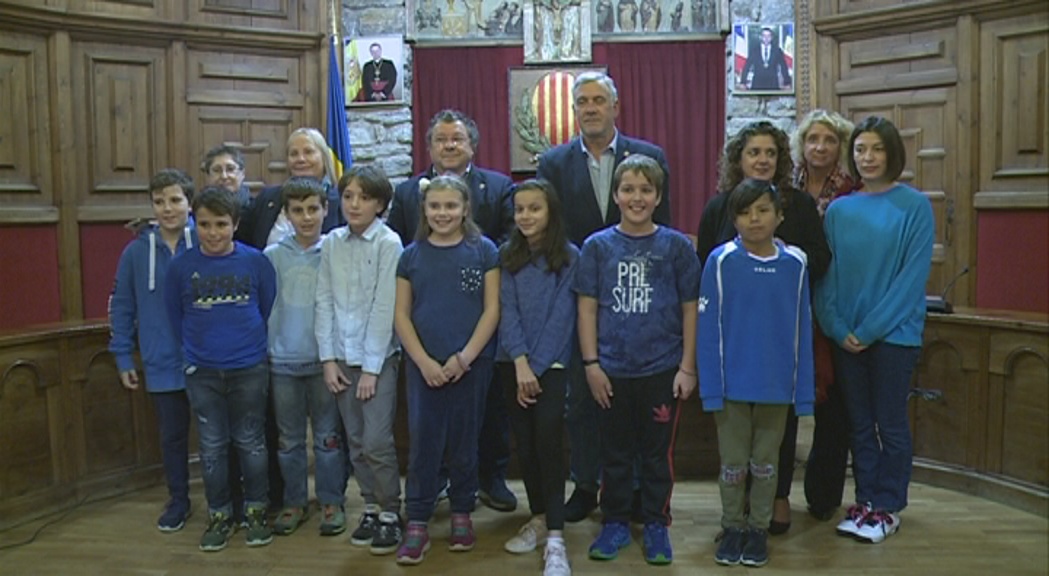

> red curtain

[{"left": 411, "top": 41, "right": 725, "bottom": 234}]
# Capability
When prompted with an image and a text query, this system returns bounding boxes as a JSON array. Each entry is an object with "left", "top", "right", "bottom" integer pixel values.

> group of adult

[{"left": 199, "top": 69, "right": 929, "bottom": 547}]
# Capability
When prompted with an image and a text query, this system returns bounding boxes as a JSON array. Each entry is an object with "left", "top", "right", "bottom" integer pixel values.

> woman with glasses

[
  {"left": 696, "top": 120, "right": 830, "bottom": 540},
  {"left": 202, "top": 144, "right": 252, "bottom": 207}
]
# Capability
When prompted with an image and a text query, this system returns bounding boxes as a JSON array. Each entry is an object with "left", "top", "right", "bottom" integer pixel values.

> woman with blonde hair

[
  {"left": 238, "top": 127, "right": 344, "bottom": 249},
  {"left": 790, "top": 109, "right": 858, "bottom": 524}
]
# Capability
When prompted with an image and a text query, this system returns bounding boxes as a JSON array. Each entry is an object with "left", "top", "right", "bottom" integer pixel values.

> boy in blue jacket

[
  {"left": 165, "top": 187, "right": 277, "bottom": 552},
  {"left": 698, "top": 179, "right": 815, "bottom": 568},
  {"left": 109, "top": 169, "right": 197, "bottom": 533}
]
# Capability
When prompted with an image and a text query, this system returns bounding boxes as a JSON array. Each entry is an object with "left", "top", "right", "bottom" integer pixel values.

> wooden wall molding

[
  {"left": 813, "top": 0, "right": 1048, "bottom": 38},
  {"left": 0, "top": 2, "right": 323, "bottom": 51},
  {"left": 0, "top": 206, "right": 60, "bottom": 224},
  {"left": 973, "top": 191, "right": 1049, "bottom": 210}
]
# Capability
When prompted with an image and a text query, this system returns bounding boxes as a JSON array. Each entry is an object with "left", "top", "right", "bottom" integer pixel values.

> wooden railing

[
  {"left": 0, "top": 321, "right": 165, "bottom": 530},
  {"left": 912, "top": 308, "right": 1049, "bottom": 516}
]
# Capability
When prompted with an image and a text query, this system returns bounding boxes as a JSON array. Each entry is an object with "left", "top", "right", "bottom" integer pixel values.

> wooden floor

[{"left": 0, "top": 476, "right": 1045, "bottom": 576}]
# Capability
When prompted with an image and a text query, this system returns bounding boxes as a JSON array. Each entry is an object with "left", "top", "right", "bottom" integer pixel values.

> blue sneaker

[
  {"left": 643, "top": 522, "right": 673, "bottom": 565},
  {"left": 588, "top": 521, "right": 631, "bottom": 560},
  {"left": 157, "top": 499, "right": 190, "bottom": 533}
]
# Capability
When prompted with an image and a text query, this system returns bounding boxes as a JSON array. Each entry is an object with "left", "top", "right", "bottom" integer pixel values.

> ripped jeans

[
  {"left": 185, "top": 362, "right": 270, "bottom": 516},
  {"left": 271, "top": 371, "right": 345, "bottom": 508},
  {"left": 714, "top": 401, "right": 789, "bottom": 530}
]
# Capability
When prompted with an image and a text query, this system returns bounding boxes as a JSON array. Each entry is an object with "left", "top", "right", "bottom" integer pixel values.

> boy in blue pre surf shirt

[{"left": 574, "top": 154, "right": 700, "bottom": 566}]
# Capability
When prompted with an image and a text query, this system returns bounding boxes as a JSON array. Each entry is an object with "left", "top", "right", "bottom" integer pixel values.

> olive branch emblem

[{"left": 514, "top": 83, "right": 553, "bottom": 165}]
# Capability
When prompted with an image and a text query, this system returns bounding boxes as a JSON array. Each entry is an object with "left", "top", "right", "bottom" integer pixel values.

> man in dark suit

[
  {"left": 362, "top": 43, "right": 397, "bottom": 102},
  {"left": 536, "top": 71, "right": 671, "bottom": 522},
  {"left": 386, "top": 109, "right": 517, "bottom": 512},
  {"left": 739, "top": 27, "right": 791, "bottom": 91}
]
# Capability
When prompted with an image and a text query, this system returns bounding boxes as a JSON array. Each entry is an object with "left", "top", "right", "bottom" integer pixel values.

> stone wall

[
  {"left": 724, "top": 0, "right": 797, "bottom": 137},
  {"left": 341, "top": 0, "right": 415, "bottom": 184}
]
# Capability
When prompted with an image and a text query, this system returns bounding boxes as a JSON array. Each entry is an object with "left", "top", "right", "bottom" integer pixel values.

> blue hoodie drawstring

[{"left": 148, "top": 226, "right": 194, "bottom": 293}]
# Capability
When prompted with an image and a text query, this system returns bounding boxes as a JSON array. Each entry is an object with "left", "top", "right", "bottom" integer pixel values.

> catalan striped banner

[{"left": 532, "top": 71, "right": 578, "bottom": 147}]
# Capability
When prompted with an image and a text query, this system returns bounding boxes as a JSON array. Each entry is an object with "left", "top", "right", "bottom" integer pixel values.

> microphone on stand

[{"left": 926, "top": 266, "right": 970, "bottom": 314}]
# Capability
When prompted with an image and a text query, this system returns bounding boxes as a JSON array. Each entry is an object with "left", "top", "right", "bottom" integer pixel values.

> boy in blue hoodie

[
  {"left": 698, "top": 179, "right": 815, "bottom": 568},
  {"left": 264, "top": 176, "right": 347, "bottom": 537},
  {"left": 165, "top": 187, "right": 277, "bottom": 552},
  {"left": 109, "top": 168, "right": 197, "bottom": 532}
]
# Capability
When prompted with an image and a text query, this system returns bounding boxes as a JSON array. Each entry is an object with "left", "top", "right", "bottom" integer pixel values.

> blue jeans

[
  {"left": 836, "top": 343, "right": 921, "bottom": 513},
  {"left": 185, "top": 362, "right": 270, "bottom": 516},
  {"left": 152, "top": 390, "right": 191, "bottom": 507},
  {"left": 271, "top": 371, "right": 345, "bottom": 508}
]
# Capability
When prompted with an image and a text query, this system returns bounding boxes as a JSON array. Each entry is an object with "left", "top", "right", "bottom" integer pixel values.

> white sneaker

[
  {"left": 854, "top": 511, "right": 900, "bottom": 544},
  {"left": 504, "top": 517, "right": 547, "bottom": 554},
  {"left": 836, "top": 502, "right": 871, "bottom": 537},
  {"left": 543, "top": 541, "right": 571, "bottom": 576}
]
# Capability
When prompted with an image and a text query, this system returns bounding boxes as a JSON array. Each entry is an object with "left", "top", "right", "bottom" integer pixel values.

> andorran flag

[{"left": 327, "top": 35, "right": 353, "bottom": 180}]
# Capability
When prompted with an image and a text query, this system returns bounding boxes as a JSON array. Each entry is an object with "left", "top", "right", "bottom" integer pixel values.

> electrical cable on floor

[{"left": 0, "top": 469, "right": 143, "bottom": 551}]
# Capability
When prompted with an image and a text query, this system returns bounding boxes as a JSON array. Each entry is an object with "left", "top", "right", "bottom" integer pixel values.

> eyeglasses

[
  {"left": 208, "top": 164, "right": 242, "bottom": 176},
  {"left": 433, "top": 136, "right": 469, "bottom": 147}
]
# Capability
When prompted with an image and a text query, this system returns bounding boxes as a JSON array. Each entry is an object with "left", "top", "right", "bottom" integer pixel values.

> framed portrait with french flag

[{"left": 732, "top": 22, "right": 794, "bottom": 95}]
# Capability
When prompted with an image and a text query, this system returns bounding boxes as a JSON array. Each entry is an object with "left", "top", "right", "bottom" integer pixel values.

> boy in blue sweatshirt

[
  {"left": 109, "top": 169, "right": 197, "bottom": 533},
  {"left": 165, "top": 187, "right": 277, "bottom": 552},
  {"left": 265, "top": 177, "right": 346, "bottom": 537},
  {"left": 698, "top": 179, "right": 815, "bottom": 568},
  {"left": 574, "top": 155, "right": 701, "bottom": 566}
]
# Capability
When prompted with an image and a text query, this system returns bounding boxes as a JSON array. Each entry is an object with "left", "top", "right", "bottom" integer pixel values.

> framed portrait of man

[
  {"left": 345, "top": 35, "right": 406, "bottom": 106},
  {"left": 732, "top": 23, "right": 794, "bottom": 95}
]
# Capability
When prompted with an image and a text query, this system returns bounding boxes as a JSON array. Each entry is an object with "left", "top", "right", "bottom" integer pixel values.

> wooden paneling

[
  {"left": 70, "top": 41, "right": 168, "bottom": 207},
  {"left": 0, "top": 31, "right": 53, "bottom": 218},
  {"left": 836, "top": 27, "right": 958, "bottom": 95},
  {"left": 977, "top": 13, "right": 1049, "bottom": 207},
  {"left": 913, "top": 328, "right": 979, "bottom": 469},
  {"left": 69, "top": 0, "right": 167, "bottom": 20},
  {"left": 988, "top": 330, "right": 1049, "bottom": 486},
  {"left": 190, "top": 106, "right": 299, "bottom": 193},
  {"left": 189, "top": 0, "right": 306, "bottom": 32},
  {"left": 914, "top": 309, "right": 1049, "bottom": 511},
  {"left": 0, "top": 323, "right": 165, "bottom": 529},
  {"left": 0, "top": 351, "right": 59, "bottom": 499},
  {"left": 185, "top": 49, "right": 305, "bottom": 108}
]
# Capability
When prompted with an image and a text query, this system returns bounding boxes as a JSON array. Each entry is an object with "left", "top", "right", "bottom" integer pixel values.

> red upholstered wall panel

[
  {"left": 0, "top": 225, "right": 61, "bottom": 330},
  {"left": 80, "top": 224, "right": 137, "bottom": 321},
  {"left": 976, "top": 210, "right": 1049, "bottom": 313}
]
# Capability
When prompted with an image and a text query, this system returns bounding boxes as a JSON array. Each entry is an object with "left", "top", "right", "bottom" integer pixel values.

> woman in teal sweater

[{"left": 814, "top": 116, "right": 934, "bottom": 545}]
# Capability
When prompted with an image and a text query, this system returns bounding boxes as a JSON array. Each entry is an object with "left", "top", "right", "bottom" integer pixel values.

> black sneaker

[
  {"left": 370, "top": 512, "right": 403, "bottom": 555},
  {"left": 478, "top": 478, "right": 517, "bottom": 512},
  {"left": 350, "top": 508, "right": 380, "bottom": 546},
  {"left": 741, "top": 527, "right": 769, "bottom": 567},
  {"left": 564, "top": 487, "right": 598, "bottom": 523},
  {"left": 714, "top": 527, "right": 745, "bottom": 566}
]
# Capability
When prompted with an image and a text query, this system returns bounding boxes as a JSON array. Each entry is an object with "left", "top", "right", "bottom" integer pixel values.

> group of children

[{"left": 111, "top": 145, "right": 836, "bottom": 572}]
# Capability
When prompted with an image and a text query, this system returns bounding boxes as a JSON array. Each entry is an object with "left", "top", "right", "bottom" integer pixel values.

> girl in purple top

[{"left": 497, "top": 179, "right": 579, "bottom": 576}]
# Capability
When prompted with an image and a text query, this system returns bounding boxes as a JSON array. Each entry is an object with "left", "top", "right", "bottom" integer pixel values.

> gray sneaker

[
  {"left": 245, "top": 506, "right": 273, "bottom": 547},
  {"left": 199, "top": 511, "right": 235, "bottom": 552}
]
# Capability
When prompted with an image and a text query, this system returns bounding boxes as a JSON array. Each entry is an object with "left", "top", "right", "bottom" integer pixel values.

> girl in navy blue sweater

[{"left": 497, "top": 180, "right": 578, "bottom": 576}]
